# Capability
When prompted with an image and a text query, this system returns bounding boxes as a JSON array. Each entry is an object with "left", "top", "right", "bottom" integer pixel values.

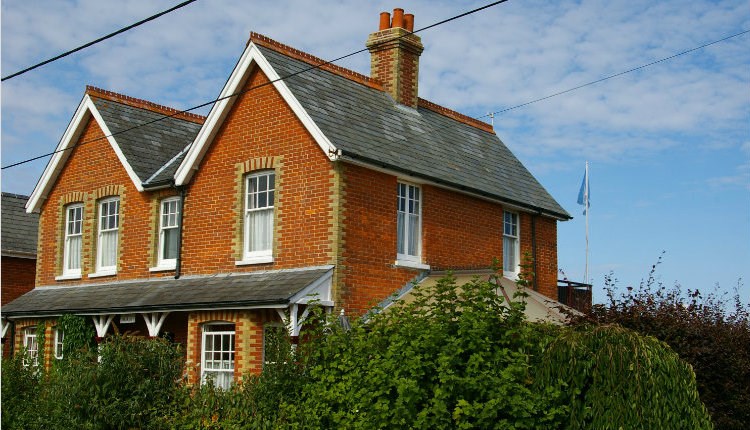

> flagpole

[{"left": 584, "top": 161, "right": 589, "bottom": 285}]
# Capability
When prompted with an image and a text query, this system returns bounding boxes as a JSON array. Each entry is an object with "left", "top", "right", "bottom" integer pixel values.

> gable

[
  {"left": 173, "top": 42, "right": 338, "bottom": 186},
  {"left": 26, "top": 95, "right": 144, "bottom": 213}
]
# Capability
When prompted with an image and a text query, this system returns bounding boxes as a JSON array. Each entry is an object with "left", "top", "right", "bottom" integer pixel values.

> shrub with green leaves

[
  {"left": 538, "top": 324, "right": 713, "bottom": 429},
  {"left": 582, "top": 260, "right": 749, "bottom": 430},
  {"left": 286, "top": 273, "right": 568, "bottom": 429}
]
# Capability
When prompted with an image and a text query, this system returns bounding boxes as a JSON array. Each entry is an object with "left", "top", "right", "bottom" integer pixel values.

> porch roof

[{"left": 1, "top": 266, "right": 333, "bottom": 318}]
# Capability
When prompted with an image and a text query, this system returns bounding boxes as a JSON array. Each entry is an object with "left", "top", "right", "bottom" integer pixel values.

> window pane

[
  {"left": 408, "top": 213, "right": 419, "bottom": 256},
  {"left": 397, "top": 212, "right": 405, "bottom": 254},
  {"left": 163, "top": 228, "right": 179, "bottom": 260},
  {"left": 66, "top": 236, "right": 82, "bottom": 270},
  {"left": 100, "top": 230, "right": 117, "bottom": 267}
]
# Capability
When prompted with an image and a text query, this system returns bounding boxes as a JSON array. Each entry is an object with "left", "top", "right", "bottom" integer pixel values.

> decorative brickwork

[
  {"left": 365, "top": 21, "right": 424, "bottom": 108},
  {"left": 35, "top": 118, "right": 159, "bottom": 285},
  {"left": 86, "top": 86, "right": 206, "bottom": 124},
  {"left": 180, "top": 66, "right": 335, "bottom": 275},
  {"left": 186, "top": 310, "right": 274, "bottom": 384}
]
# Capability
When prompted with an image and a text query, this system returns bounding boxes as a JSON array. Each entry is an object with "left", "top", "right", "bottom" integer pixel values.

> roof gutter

[{"left": 338, "top": 152, "right": 572, "bottom": 221}]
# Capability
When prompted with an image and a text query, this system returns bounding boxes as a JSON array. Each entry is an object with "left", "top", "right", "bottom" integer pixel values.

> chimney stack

[{"left": 366, "top": 8, "right": 424, "bottom": 108}]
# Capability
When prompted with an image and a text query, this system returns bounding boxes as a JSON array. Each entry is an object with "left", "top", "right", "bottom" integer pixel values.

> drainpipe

[
  {"left": 174, "top": 185, "right": 186, "bottom": 279},
  {"left": 531, "top": 212, "right": 539, "bottom": 291}
]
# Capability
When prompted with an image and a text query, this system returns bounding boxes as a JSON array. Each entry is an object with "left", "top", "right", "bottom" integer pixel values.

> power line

[
  {"left": 1, "top": 0, "right": 510, "bottom": 170},
  {"left": 1, "top": 0, "right": 198, "bottom": 82},
  {"left": 479, "top": 29, "right": 750, "bottom": 119}
]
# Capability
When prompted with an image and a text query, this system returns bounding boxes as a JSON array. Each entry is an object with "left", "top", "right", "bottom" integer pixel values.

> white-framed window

[
  {"left": 243, "top": 171, "right": 275, "bottom": 263},
  {"left": 158, "top": 197, "right": 180, "bottom": 267},
  {"left": 201, "top": 323, "right": 235, "bottom": 390},
  {"left": 54, "top": 328, "right": 64, "bottom": 360},
  {"left": 263, "top": 324, "right": 287, "bottom": 367},
  {"left": 397, "top": 182, "right": 422, "bottom": 262},
  {"left": 63, "top": 204, "right": 83, "bottom": 276},
  {"left": 23, "top": 327, "right": 39, "bottom": 367},
  {"left": 96, "top": 197, "right": 119, "bottom": 274},
  {"left": 503, "top": 211, "right": 520, "bottom": 277}
]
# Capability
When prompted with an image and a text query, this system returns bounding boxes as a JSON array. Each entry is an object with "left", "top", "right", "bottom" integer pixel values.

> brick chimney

[{"left": 366, "top": 8, "right": 424, "bottom": 108}]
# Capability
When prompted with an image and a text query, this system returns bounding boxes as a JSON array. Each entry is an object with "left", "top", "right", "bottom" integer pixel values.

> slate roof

[
  {"left": 1, "top": 193, "right": 39, "bottom": 257},
  {"left": 90, "top": 96, "right": 202, "bottom": 188},
  {"left": 2, "top": 266, "right": 333, "bottom": 317},
  {"left": 256, "top": 45, "right": 570, "bottom": 219}
]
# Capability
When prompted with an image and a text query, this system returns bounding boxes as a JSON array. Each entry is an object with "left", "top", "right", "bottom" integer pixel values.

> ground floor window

[
  {"left": 201, "top": 323, "right": 235, "bottom": 390},
  {"left": 54, "top": 328, "right": 64, "bottom": 360},
  {"left": 23, "top": 327, "right": 39, "bottom": 367}
]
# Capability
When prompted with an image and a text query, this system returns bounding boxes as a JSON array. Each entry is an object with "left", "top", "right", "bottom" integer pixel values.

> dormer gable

[{"left": 26, "top": 87, "right": 204, "bottom": 213}]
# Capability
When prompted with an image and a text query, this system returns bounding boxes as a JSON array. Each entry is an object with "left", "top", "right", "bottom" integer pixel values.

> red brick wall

[
  {"left": 2, "top": 256, "right": 36, "bottom": 305},
  {"left": 35, "top": 117, "right": 162, "bottom": 286},
  {"left": 180, "top": 66, "right": 335, "bottom": 275},
  {"left": 422, "top": 185, "right": 503, "bottom": 270},
  {"left": 338, "top": 164, "right": 418, "bottom": 315},
  {"left": 339, "top": 165, "right": 560, "bottom": 316}
]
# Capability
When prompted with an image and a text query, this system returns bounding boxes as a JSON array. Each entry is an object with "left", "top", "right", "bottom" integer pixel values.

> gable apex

[
  {"left": 173, "top": 39, "right": 339, "bottom": 186},
  {"left": 26, "top": 94, "right": 145, "bottom": 213}
]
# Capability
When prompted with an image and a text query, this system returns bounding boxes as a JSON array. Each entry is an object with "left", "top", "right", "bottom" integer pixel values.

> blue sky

[{"left": 2, "top": 0, "right": 748, "bottom": 304}]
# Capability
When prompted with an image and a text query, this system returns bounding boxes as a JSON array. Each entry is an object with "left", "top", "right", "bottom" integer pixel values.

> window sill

[
  {"left": 150, "top": 262, "right": 176, "bottom": 272},
  {"left": 394, "top": 259, "right": 430, "bottom": 270},
  {"left": 55, "top": 273, "right": 82, "bottom": 281},
  {"left": 88, "top": 270, "right": 116, "bottom": 279},
  {"left": 236, "top": 256, "right": 274, "bottom": 266}
]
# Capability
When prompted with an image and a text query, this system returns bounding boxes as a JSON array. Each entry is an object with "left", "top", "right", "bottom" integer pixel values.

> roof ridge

[
  {"left": 2, "top": 192, "right": 30, "bottom": 200},
  {"left": 417, "top": 98, "right": 494, "bottom": 134},
  {"left": 86, "top": 86, "right": 206, "bottom": 124},
  {"left": 248, "top": 32, "right": 383, "bottom": 91}
]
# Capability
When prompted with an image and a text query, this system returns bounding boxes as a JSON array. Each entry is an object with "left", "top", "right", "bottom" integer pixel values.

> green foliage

[
  {"left": 1, "top": 353, "right": 40, "bottom": 430},
  {"left": 582, "top": 259, "right": 750, "bottom": 430},
  {"left": 538, "top": 324, "right": 713, "bottom": 429},
  {"left": 56, "top": 314, "right": 96, "bottom": 358},
  {"left": 286, "top": 272, "right": 568, "bottom": 429}
]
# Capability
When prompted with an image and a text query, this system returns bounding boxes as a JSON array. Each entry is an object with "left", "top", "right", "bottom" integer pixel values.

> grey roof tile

[
  {"left": 258, "top": 46, "right": 569, "bottom": 219},
  {"left": 90, "top": 98, "right": 202, "bottom": 187},
  {"left": 2, "top": 266, "right": 333, "bottom": 317},
  {"left": 1, "top": 193, "right": 39, "bottom": 256}
]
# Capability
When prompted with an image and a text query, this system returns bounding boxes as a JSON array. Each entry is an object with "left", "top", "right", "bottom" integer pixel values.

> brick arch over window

[{"left": 186, "top": 310, "right": 266, "bottom": 385}]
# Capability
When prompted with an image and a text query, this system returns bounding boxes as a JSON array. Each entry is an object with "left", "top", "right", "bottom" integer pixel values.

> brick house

[
  {"left": 1, "top": 193, "right": 40, "bottom": 357},
  {"left": 3, "top": 9, "right": 572, "bottom": 386}
]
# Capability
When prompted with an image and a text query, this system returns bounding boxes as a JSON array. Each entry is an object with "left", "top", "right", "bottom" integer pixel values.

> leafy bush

[
  {"left": 582, "top": 261, "right": 750, "bottom": 430},
  {"left": 286, "top": 273, "right": 569, "bottom": 429},
  {"left": 538, "top": 324, "right": 712, "bottom": 429},
  {"left": 1, "top": 353, "right": 40, "bottom": 430}
]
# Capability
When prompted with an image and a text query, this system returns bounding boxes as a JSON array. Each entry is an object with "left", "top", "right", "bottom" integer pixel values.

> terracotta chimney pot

[
  {"left": 404, "top": 14, "right": 414, "bottom": 32},
  {"left": 379, "top": 12, "right": 391, "bottom": 30},
  {"left": 392, "top": 8, "right": 405, "bottom": 28}
]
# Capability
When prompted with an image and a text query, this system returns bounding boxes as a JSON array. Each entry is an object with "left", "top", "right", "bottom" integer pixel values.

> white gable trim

[
  {"left": 26, "top": 95, "right": 144, "bottom": 213},
  {"left": 174, "top": 42, "right": 338, "bottom": 186}
]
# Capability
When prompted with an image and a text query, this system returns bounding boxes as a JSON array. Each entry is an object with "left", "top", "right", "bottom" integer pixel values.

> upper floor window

[
  {"left": 23, "top": 327, "right": 38, "bottom": 367},
  {"left": 243, "top": 171, "right": 275, "bottom": 263},
  {"left": 158, "top": 197, "right": 180, "bottom": 267},
  {"left": 63, "top": 204, "right": 83, "bottom": 276},
  {"left": 201, "top": 323, "right": 235, "bottom": 390},
  {"left": 96, "top": 197, "right": 120, "bottom": 274},
  {"left": 397, "top": 182, "right": 421, "bottom": 262},
  {"left": 503, "top": 211, "right": 519, "bottom": 277}
]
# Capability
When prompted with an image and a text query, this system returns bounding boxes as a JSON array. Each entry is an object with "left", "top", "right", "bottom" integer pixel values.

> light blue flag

[{"left": 577, "top": 167, "right": 590, "bottom": 215}]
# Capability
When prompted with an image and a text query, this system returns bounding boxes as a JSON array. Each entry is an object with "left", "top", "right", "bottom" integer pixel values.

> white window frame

[
  {"left": 62, "top": 203, "right": 83, "bottom": 277},
  {"left": 240, "top": 171, "right": 275, "bottom": 265},
  {"left": 156, "top": 197, "right": 180, "bottom": 269},
  {"left": 200, "top": 323, "right": 236, "bottom": 390},
  {"left": 396, "top": 181, "right": 425, "bottom": 268},
  {"left": 503, "top": 211, "right": 520, "bottom": 279},
  {"left": 23, "top": 327, "right": 39, "bottom": 368},
  {"left": 94, "top": 197, "right": 119, "bottom": 276},
  {"left": 54, "top": 328, "right": 64, "bottom": 360}
]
